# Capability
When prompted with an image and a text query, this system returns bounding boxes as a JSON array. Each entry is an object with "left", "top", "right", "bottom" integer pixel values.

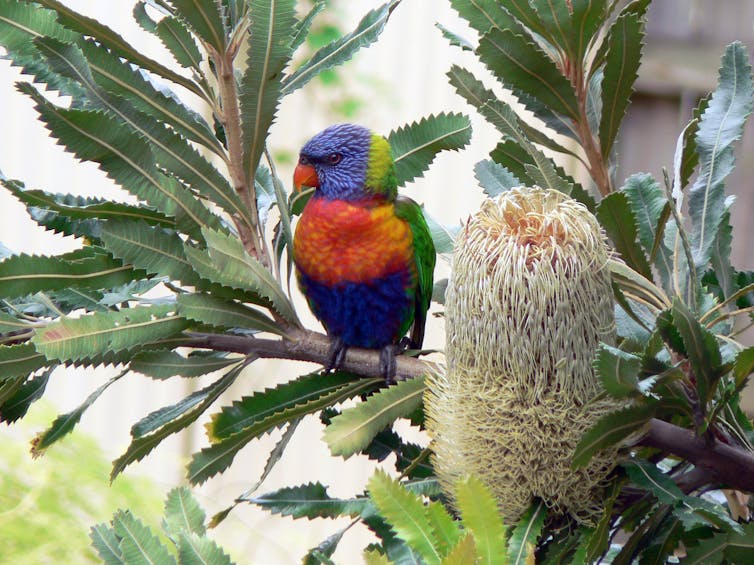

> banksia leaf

[
  {"left": 323, "top": 376, "right": 425, "bottom": 458},
  {"left": 130, "top": 351, "right": 240, "bottom": 380},
  {"left": 250, "top": 482, "right": 369, "bottom": 520},
  {"left": 427, "top": 187, "right": 622, "bottom": 524},
  {"left": 508, "top": 500, "right": 546, "bottom": 565},
  {"left": 112, "top": 510, "right": 176, "bottom": 565},
  {"left": 455, "top": 475, "right": 506, "bottom": 565},
  {"left": 163, "top": 486, "right": 206, "bottom": 538}
]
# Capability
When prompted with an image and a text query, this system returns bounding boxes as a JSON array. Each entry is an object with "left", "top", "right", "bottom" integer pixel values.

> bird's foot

[
  {"left": 396, "top": 336, "right": 413, "bottom": 353},
  {"left": 379, "top": 344, "right": 398, "bottom": 385},
  {"left": 325, "top": 337, "right": 348, "bottom": 373}
]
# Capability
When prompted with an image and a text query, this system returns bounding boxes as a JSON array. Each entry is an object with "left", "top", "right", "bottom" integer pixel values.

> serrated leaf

[
  {"left": 0, "top": 343, "right": 49, "bottom": 380},
  {"left": 323, "top": 376, "right": 425, "bottom": 458},
  {"left": 90, "top": 523, "right": 125, "bottom": 565},
  {"left": 31, "top": 304, "right": 188, "bottom": 362},
  {"left": 682, "top": 533, "right": 728, "bottom": 565},
  {"left": 474, "top": 159, "right": 521, "bottom": 197},
  {"left": 112, "top": 510, "right": 176, "bottom": 565},
  {"left": 689, "top": 42, "right": 753, "bottom": 272},
  {"left": 449, "top": 0, "right": 524, "bottom": 36},
  {"left": 31, "top": 369, "right": 124, "bottom": 455},
  {"left": 621, "top": 173, "right": 673, "bottom": 289},
  {"left": 177, "top": 532, "right": 234, "bottom": 565},
  {"left": 282, "top": 1, "right": 397, "bottom": 95},
  {"left": 0, "top": 369, "right": 50, "bottom": 423},
  {"left": 250, "top": 482, "right": 370, "bottom": 520},
  {"left": 210, "top": 372, "right": 369, "bottom": 441},
  {"left": 596, "top": 191, "right": 653, "bottom": 279},
  {"left": 508, "top": 500, "right": 546, "bottom": 565},
  {"left": 241, "top": 0, "right": 297, "bottom": 181},
  {"left": 725, "top": 521, "right": 754, "bottom": 563},
  {"left": 0, "top": 0, "right": 78, "bottom": 50},
  {"left": 19, "top": 83, "right": 216, "bottom": 238},
  {"left": 187, "top": 228, "right": 299, "bottom": 324},
  {"left": 176, "top": 293, "right": 283, "bottom": 336},
  {"left": 368, "top": 469, "right": 443, "bottom": 565},
  {"left": 0, "top": 248, "right": 136, "bottom": 300},
  {"left": 130, "top": 350, "right": 240, "bottom": 380},
  {"left": 599, "top": 11, "right": 644, "bottom": 157},
  {"left": 155, "top": 15, "right": 203, "bottom": 71},
  {"left": 111, "top": 366, "right": 240, "bottom": 480},
  {"left": 188, "top": 374, "right": 380, "bottom": 484},
  {"left": 389, "top": 113, "right": 472, "bottom": 187},
  {"left": 101, "top": 220, "right": 199, "bottom": 284},
  {"left": 478, "top": 28, "right": 579, "bottom": 121},
  {"left": 442, "top": 534, "right": 477, "bottom": 565},
  {"left": 35, "top": 0, "right": 203, "bottom": 97},
  {"left": 3, "top": 179, "right": 176, "bottom": 240},
  {"left": 733, "top": 346, "right": 754, "bottom": 388},
  {"left": 594, "top": 343, "right": 642, "bottom": 398},
  {"left": 163, "top": 487, "right": 206, "bottom": 538},
  {"left": 671, "top": 298, "right": 723, "bottom": 406},
  {"left": 572, "top": 403, "right": 655, "bottom": 468},
  {"left": 363, "top": 548, "right": 392, "bottom": 565},
  {"left": 0, "top": 309, "right": 30, "bottom": 333},
  {"left": 426, "top": 500, "right": 461, "bottom": 558},
  {"left": 455, "top": 475, "right": 506, "bottom": 565},
  {"left": 169, "top": 0, "right": 225, "bottom": 51},
  {"left": 709, "top": 208, "right": 736, "bottom": 300},
  {"left": 290, "top": 0, "right": 325, "bottom": 52},
  {"left": 33, "top": 37, "right": 238, "bottom": 217}
]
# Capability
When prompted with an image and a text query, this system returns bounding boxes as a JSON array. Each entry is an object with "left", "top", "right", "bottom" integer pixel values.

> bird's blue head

[{"left": 293, "top": 123, "right": 397, "bottom": 201}]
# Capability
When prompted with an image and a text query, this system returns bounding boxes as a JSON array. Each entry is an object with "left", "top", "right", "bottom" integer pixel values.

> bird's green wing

[{"left": 395, "top": 196, "right": 436, "bottom": 348}]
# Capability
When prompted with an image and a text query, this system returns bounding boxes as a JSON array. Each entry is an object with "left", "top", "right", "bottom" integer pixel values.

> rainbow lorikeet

[{"left": 292, "top": 123, "right": 436, "bottom": 381}]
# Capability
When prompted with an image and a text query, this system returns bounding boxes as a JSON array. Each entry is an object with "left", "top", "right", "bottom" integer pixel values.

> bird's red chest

[{"left": 293, "top": 196, "right": 414, "bottom": 286}]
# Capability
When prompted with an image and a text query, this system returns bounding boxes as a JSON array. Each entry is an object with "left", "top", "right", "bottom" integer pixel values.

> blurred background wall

[{"left": 1, "top": 1, "right": 752, "bottom": 563}]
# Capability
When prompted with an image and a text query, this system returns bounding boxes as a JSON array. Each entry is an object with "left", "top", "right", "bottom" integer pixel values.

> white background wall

[{"left": 1, "top": 1, "right": 752, "bottom": 563}]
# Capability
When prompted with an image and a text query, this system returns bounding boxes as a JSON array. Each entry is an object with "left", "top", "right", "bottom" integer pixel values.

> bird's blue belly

[{"left": 298, "top": 270, "right": 412, "bottom": 348}]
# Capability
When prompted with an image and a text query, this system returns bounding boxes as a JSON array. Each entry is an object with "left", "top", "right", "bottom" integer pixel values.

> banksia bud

[{"left": 426, "top": 187, "right": 621, "bottom": 524}]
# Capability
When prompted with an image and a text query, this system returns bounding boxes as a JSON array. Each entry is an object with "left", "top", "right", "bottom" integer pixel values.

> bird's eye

[
  {"left": 299, "top": 155, "right": 311, "bottom": 166},
  {"left": 326, "top": 152, "right": 342, "bottom": 165}
]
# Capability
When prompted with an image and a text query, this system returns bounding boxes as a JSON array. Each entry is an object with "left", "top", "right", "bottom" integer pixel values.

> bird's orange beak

[{"left": 293, "top": 162, "right": 319, "bottom": 192}]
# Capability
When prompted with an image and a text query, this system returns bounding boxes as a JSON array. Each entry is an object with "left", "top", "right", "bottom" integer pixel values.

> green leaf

[
  {"left": 31, "top": 304, "right": 188, "bottom": 363},
  {"left": 725, "top": 521, "right": 754, "bottom": 563},
  {"left": 0, "top": 369, "right": 50, "bottom": 423},
  {"left": 90, "top": 523, "right": 125, "bottom": 565},
  {"left": 186, "top": 228, "right": 299, "bottom": 324},
  {"left": 130, "top": 350, "right": 239, "bottom": 380},
  {"left": 0, "top": 343, "right": 49, "bottom": 380},
  {"left": 367, "top": 469, "right": 443, "bottom": 565},
  {"left": 19, "top": 83, "right": 216, "bottom": 238},
  {"left": 572, "top": 403, "right": 655, "bottom": 468},
  {"left": 596, "top": 191, "right": 653, "bottom": 279},
  {"left": 508, "top": 500, "right": 546, "bottom": 565},
  {"left": 112, "top": 510, "right": 176, "bottom": 565},
  {"left": 323, "top": 376, "right": 425, "bottom": 458},
  {"left": 177, "top": 532, "right": 234, "bottom": 565},
  {"left": 733, "top": 346, "right": 754, "bottom": 388},
  {"left": 188, "top": 374, "right": 380, "bottom": 484},
  {"left": 671, "top": 298, "right": 723, "bottom": 406},
  {"left": 35, "top": 0, "right": 203, "bottom": 97},
  {"left": 0, "top": 248, "right": 136, "bottom": 300},
  {"left": 621, "top": 173, "right": 673, "bottom": 290},
  {"left": 449, "top": 0, "right": 524, "bottom": 36},
  {"left": 145, "top": 10, "right": 203, "bottom": 72},
  {"left": 364, "top": 548, "right": 392, "bottom": 565},
  {"left": 111, "top": 367, "right": 240, "bottom": 480},
  {"left": 176, "top": 293, "right": 282, "bottom": 335},
  {"left": 0, "top": 0, "right": 78, "bottom": 50},
  {"left": 689, "top": 42, "right": 753, "bottom": 271},
  {"left": 709, "top": 208, "right": 736, "bottom": 300},
  {"left": 478, "top": 28, "right": 579, "bottom": 121},
  {"left": 169, "top": 0, "right": 225, "bottom": 51},
  {"left": 389, "top": 113, "right": 472, "bottom": 187},
  {"left": 474, "top": 159, "right": 521, "bottom": 197},
  {"left": 31, "top": 369, "right": 125, "bottom": 455},
  {"left": 163, "top": 487, "right": 206, "bottom": 538},
  {"left": 3, "top": 180, "right": 176, "bottom": 240},
  {"left": 282, "top": 1, "right": 398, "bottom": 95},
  {"left": 455, "top": 475, "right": 507, "bottom": 565},
  {"left": 0, "top": 309, "right": 30, "bottom": 333},
  {"left": 594, "top": 343, "right": 642, "bottom": 398},
  {"left": 599, "top": 11, "right": 645, "bottom": 157},
  {"left": 101, "top": 221, "right": 199, "bottom": 285},
  {"left": 241, "top": 0, "right": 297, "bottom": 181},
  {"left": 426, "top": 500, "right": 462, "bottom": 558},
  {"left": 682, "top": 533, "right": 728, "bottom": 565},
  {"left": 290, "top": 0, "right": 326, "bottom": 52},
  {"left": 250, "top": 482, "right": 370, "bottom": 520},
  {"left": 442, "top": 534, "right": 477, "bottom": 565}
]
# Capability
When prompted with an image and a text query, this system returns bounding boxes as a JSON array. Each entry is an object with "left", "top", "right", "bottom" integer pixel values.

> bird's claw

[
  {"left": 325, "top": 337, "right": 348, "bottom": 373},
  {"left": 380, "top": 344, "right": 398, "bottom": 385}
]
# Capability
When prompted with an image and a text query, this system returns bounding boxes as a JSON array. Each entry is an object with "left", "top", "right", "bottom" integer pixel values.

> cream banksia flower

[{"left": 426, "top": 186, "right": 622, "bottom": 524}]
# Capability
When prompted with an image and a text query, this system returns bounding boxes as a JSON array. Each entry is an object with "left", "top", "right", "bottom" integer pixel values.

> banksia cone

[{"left": 426, "top": 187, "right": 620, "bottom": 524}]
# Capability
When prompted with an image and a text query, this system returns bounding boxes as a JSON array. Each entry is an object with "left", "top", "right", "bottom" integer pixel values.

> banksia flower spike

[{"left": 426, "top": 186, "right": 622, "bottom": 524}]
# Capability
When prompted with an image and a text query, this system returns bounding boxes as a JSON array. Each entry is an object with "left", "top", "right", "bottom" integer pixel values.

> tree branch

[
  {"left": 637, "top": 418, "right": 754, "bottom": 492},
  {"left": 185, "top": 329, "right": 438, "bottom": 381}
]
